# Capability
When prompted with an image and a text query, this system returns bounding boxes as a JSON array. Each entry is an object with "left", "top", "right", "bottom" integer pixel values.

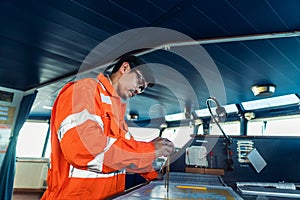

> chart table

[{"left": 113, "top": 172, "right": 243, "bottom": 200}]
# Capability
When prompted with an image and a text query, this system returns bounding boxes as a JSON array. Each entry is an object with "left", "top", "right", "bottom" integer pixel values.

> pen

[{"left": 176, "top": 185, "right": 207, "bottom": 190}]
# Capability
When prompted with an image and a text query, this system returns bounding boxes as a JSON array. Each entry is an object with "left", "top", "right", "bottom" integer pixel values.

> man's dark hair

[
  {"left": 111, "top": 54, "right": 144, "bottom": 74},
  {"left": 105, "top": 54, "right": 155, "bottom": 87}
]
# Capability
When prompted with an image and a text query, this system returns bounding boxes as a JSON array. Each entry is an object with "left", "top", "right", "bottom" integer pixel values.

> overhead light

[
  {"left": 244, "top": 112, "right": 255, "bottom": 121},
  {"left": 160, "top": 123, "right": 168, "bottom": 128},
  {"left": 127, "top": 113, "right": 139, "bottom": 120},
  {"left": 251, "top": 84, "right": 275, "bottom": 97}
]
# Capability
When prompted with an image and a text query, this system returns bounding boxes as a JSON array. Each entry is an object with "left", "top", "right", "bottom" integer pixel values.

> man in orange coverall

[{"left": 41, "top": 54, "right": 175, "bottom": 199}]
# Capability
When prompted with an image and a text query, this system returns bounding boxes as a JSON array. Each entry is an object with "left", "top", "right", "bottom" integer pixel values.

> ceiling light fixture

[
  {"left": 251, "top": 84, "right": 276, "bottom": 97},
  {"left": 127, "top": 113, "right": 139, "bottom": 120}
]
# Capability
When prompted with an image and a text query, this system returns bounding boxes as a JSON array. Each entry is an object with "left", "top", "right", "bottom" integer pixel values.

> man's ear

[{"left": 120, "top": 62, "right": 131, "bottom": 74}]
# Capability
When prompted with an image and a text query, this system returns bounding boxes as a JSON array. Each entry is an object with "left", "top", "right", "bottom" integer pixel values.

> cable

[
  {"left": 206, "top": 97, "right": 232, "bottom": 145},
  {"left": 206, "top": 97, "right": 234, "bottom": 171}
]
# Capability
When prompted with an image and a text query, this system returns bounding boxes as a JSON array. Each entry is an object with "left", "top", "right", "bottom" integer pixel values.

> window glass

[
  {"left": 16, "top": 121, "right": 49, "bottom": 158},
  {"left": 210, "top": 121, "right": 240, "bottom": 136},
  {"left": 0, "top": 124, "right": 12, "bottom": 167},
  {"left": 265, "top": 118, "right": 300, "bottom": 136},
  {"left": 195, "top": 104, "right": 238, "bottom": 118},
  {"left": 248, "top": 115, "right": 300, "bottom": 136},
  {"left": 248, "top": 121, "right": 265, "bottom": 136},
  {"left": 128, "top": 127, "right": 159, "bottom": 142},
  {"left": 197, "top": 125, "right": 204, "bottom": 135},
  {"left": 44, "top": 137, "right": 51, "bottom": 158},
  {"left": 161, "top": 126, "right": 194, "bottom": 148}
]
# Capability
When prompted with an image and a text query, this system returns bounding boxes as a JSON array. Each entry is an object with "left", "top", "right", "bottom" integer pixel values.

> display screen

[{"left": 0, "top": 91, "right": 14, "bottom": 103}]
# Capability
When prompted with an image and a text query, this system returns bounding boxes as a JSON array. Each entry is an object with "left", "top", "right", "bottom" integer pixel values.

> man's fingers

[
  {"left": 162, "top": 143, "right": 175, "bottom": 157},
  {"left": 152, "top": 137, "right": 175, "bottom": 157}
]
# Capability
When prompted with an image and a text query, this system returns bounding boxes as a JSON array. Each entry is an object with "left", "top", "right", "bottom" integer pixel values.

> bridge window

[
  {"left": 16, "top": 121, "right": 49, "bottom": 158},
  {"left": 248, "top": 115, "right": 300, "bottom": 136},
  {"left": 128, "top": 127, "right": 159, "bottom": 142},
  {"left": 209, "top": 121, "right": 240, "bottom": 136},
  {"left": 161, "top": 126, "right": 194, "bottom": 148}
]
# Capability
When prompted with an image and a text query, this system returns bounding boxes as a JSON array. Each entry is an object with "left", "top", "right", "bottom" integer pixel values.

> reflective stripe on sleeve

[
  {"left": 69, "top": 165, "right": 126, "bottom": 178},
  {"left": 58, "top": 109, "right": 104, "bottom": 141},
  {"left": 87, "top": 137, "right": 117, "bottom": 172}
]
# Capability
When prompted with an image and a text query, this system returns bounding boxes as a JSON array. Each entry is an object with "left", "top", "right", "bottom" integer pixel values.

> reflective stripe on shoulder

[
  {"left": 69, "top": 165, "right": 126, "bottom": 178},
  {"left": 100, "top": 93, "right": 112, "bottom": 105},
  {"left": 95, "top": 79, "right": 112, "bottom": 104},
  {"left": 87, "top": 137, "right": 117, "bottom": 172},
  {"left": 58, "top": 109, "right": 104, "bottom": 141}
]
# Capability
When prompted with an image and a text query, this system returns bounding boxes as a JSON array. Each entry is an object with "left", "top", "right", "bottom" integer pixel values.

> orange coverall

[{"left": 41, "top": 74, "right": 158, "bottom": 200}]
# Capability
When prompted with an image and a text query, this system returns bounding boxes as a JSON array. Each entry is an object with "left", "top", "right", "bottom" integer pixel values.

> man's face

[{"left": 117, "top": 70, "right": 147, "bottom": 100}]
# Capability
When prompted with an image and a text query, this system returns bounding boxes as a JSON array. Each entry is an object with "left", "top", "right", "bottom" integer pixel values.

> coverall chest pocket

[{"left": 102, "top": 112, "right": 121, "bottom": 138}]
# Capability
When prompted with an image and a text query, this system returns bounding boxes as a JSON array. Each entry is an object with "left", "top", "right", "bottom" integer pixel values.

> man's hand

[
  {"left": 155, "top": 172, "right": 164, "bottom": 180},
  {"left": 152, "top": 137, "right": 175, "bottom": 158}
]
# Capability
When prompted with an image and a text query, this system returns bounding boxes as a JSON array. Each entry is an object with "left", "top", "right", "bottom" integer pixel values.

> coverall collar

[
  {"left": 97, "top": 73, "right": 119, "bottom": 98},
  {"left": 97, "top": 73, "right": 128, "bottom": 132}
]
